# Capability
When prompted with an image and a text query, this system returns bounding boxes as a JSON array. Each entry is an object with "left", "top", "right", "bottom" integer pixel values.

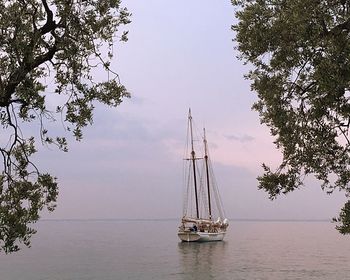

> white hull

[{"left": 178, "top": 231, "right": 226, "bottom": 242}]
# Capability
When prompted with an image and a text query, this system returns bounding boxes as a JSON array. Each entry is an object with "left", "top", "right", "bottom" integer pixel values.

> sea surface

[{"left": 0, "top": 220, "right": 349, "bottom": 280}]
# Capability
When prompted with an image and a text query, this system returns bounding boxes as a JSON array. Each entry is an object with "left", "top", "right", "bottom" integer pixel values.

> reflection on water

[
  {"left": 177, "top": 241, "right": 228, "bottom": 280},
  {"left": 1, "top": 221, "right": 350, "bottom": 280}
]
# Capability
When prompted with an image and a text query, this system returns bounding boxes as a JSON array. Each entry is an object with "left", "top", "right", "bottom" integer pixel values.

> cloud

[{"left": 225, "top": 134, "right": 255, "bottom": 143}]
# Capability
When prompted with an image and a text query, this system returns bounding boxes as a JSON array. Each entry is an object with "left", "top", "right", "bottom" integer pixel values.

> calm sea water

[{"left": 0, "top": 220, "right": 349, "bottom": 280}]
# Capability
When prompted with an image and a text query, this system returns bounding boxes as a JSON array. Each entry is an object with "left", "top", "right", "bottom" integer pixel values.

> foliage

[
  {"left": 334, "top": 200, "right": 350, "bottom": 234},
  {"left": 0, "top": 0, "right": 131, "bottom": 253},
  {"left": 232, "top": 0, "right": 350, "bottom": 233}
]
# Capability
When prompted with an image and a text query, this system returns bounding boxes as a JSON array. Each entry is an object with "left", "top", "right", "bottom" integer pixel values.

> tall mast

[
  {"left": 203, "top": 128, "right": 212, "bottom": 220},
  {"left": 189, "top": 109, "right": 199, "bottom": 219}
]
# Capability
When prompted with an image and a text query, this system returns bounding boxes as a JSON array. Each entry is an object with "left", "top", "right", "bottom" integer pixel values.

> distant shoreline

[{"left": 39, "top": 218, "right": 332, "bottom": 222}]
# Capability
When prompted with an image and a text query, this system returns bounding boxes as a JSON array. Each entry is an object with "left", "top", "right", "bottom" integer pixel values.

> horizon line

[{"left": 39, "top": 218, "right": 333, "bottom": 222}]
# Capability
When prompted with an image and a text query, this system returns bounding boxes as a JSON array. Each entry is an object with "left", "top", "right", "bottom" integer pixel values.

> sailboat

[{"left": 178, "top": 109, "right": 229, "bottom": 242}]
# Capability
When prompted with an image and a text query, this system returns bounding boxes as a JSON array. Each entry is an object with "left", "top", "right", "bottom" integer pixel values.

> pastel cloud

[{"left": 225, "top": 134, "right": 255, "bottom": 143}]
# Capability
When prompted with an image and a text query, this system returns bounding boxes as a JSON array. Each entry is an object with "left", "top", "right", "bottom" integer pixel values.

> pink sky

[{"left": 39, "top": 0, "right": 346, "bottom": 221}]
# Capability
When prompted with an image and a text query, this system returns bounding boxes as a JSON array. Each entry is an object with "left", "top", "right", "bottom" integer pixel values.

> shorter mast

[
  {"left": 203, "top": 128, "right": 212, "bottom": 220},
  {"left": 189, "top": 109, "right": 199, "bottom": 219}
]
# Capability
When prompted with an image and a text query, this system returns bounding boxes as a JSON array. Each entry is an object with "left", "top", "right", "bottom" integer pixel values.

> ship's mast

[
  {"left": 203, "top": 128, "right": 212, "bottom": 220},
  {"left": 189, "top": 109, "right": 200, "bottom": 219}
]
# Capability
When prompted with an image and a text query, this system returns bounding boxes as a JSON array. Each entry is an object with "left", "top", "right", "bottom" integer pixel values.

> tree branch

[
  {"left": 2, "top": 43, "right": 57, "bottom": 107},
  {"left": 40, "top": 0, "right": 56, "bottom": 35}
]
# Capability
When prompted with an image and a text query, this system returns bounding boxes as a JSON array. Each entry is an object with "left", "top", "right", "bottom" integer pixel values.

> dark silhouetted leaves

[
  {"left": 0, "top": 0, "right": 131, "bottom": 252},
  {"left": 233, "top": 0, "right": 350, "bottom": 233}
]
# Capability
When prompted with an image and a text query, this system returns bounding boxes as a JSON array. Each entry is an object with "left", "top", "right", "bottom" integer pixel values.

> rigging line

[
  {"left": 182, "top": 150, "right": 189, "bottom": 216},
  {"left": 199, "top": 160, "right": 210, "bottom": 219},
  {"left": 204, "top": 139, "right": 225, "bottom": 219},
  {"left": 183, "top": 163, "right": 192, "bottom": 217},
  {"left": 209, "top": 162, "right": 226, "bottom": 218},
  {"left": 182, "top": 109, "right": 191, "bottom": 217}
]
